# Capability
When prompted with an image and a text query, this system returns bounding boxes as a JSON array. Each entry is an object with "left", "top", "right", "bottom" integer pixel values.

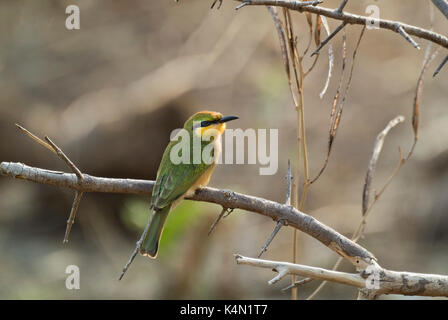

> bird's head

[{"left": 184, "top": 111, "right": 238, "bottom": 138}]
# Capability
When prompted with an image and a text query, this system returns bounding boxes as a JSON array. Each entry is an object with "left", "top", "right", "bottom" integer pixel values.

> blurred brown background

[{"left": 0, "top": 0, "right": 447, "bottom": 299}]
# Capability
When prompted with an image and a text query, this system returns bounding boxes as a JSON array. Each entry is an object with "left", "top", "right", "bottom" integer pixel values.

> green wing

[{"left": 150, "top": 139, "right": 213, "bottom": 209}]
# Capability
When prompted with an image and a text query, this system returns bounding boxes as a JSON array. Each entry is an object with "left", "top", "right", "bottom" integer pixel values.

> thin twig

[
  {"left": 43, "top": 136, "right": 85, "bottom": 243},
  {"left": 15, "top": 124, "right": 56, "bottom": 154},
  {"left": 266, "top": 6, "right": 290, "bottom": 79},
  {"left": 281, "top": 8, "right": 301, "bottom": 299},
  {"left": 310, "top": 29, "right": 347, "bottom": 184},
  {"left": 339, "top": 25, "right": 366, "bottom": 107},
  {"left": 63, "top": 191, "right": 83, "bottom": 244},
  {"left": 311, "top": 21, "right": 346, "bottom": 57},
  {"left": 282, "top": 6, "right": 312, "bottom": 299},
  {"left": 302, "top": 12, "right": 314, "bottom": 57},
  {"left": 303, "top": 51, "right": 320, "bottom": 76},
  {"left": 362, "top": 116, "right": 405, "bottom": 215},
  {"left": 285, "top": 159, "right": 292, "bottom": 206},
  {"left": 305, "top": 256, "right": 344, "bottom": 299},
  {"left": 44, "top": 136, "right": 84, "bottom": 181},
  {"left": 355, "top": 147, "right": 405, "bottom": 241},
  {"left": 310, "top": 26, "right": 366, "bottom": 185}
]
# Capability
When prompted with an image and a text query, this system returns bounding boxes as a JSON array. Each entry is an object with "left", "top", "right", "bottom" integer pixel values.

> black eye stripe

[{"left": 200, "top": 119, "right": 219, "bottom": 127}]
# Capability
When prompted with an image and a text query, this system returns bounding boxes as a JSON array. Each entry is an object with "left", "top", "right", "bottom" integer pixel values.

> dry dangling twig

[{"left": 16, "top": 124, "right": 84, "bottom": 244}]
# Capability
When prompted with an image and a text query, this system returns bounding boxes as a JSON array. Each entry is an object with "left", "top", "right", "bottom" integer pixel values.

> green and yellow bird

[{"left": 120, "top": 111, "right": 238, "bottom": 279}]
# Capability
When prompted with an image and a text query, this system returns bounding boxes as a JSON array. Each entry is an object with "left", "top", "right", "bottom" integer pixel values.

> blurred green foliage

[{"left": 120, "top": 197, "right": 207, "bottom": 258}]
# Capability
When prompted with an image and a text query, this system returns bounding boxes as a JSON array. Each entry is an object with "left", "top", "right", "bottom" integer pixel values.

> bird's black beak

[{"left": 218, "top": 116, "right": 239, "bottom": 123}]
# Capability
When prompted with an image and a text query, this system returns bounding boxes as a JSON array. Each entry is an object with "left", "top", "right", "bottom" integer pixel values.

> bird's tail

[{"left": 139, "top": 206, "right": 170, "bottom": 258}]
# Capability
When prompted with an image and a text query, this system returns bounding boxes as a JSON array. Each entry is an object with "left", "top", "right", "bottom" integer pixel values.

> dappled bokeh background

[{"left": 1, "top": 0, "right": 447, "bottom": 299}]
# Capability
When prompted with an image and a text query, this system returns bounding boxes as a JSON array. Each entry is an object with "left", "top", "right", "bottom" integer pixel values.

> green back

[{"left": 150, "top": 131, "right": 215, "bottom": 210}]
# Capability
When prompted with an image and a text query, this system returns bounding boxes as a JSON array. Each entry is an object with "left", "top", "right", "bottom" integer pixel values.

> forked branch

[{"left": 235, "top": 254, "right": 448, "bottom": 298}]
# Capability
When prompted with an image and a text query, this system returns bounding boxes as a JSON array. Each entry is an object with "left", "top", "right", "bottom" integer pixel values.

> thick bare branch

[
  {"left": 0, "top": 161, "right": 375, "bottom": 269},
  {"left": 1, "top": 162, "right": 154, "bottom": 194},
  {"left": 236, "top": 254, "right": 366, "bottom": 287}
]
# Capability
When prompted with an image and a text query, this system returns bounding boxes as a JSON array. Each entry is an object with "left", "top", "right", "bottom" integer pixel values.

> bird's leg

[{"left": 118, "top": 213, "right": 154, "bottom": 280}]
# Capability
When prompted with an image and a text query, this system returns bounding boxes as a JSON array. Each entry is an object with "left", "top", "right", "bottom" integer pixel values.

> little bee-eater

[{"left": 120, "top": 111, "right": 238, "bottom": 279}]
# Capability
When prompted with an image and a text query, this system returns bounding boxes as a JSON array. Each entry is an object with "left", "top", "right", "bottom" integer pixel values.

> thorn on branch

[
  {"left": 397, "top": 26, "right": 420, "bottom": 50},
  {"left": 44, "top": 136, "right": 84, "bottom": 181},
  {"left": 311, "top": 21, "right": 346, "bottom": 57},
  {"left": 336, "top": 0, "right": 348, "bottom": 13},
  {"left": 258, "top": 219, "right": 286, "bottom": 258},
  {"left": 282, "top": 277, "right": 313, "bottom": 291},
  {"left": 63, "top": 191, "right": 83, "bottom": 244},
  {"left": 208, "top": 207, "right": 234, "bottom": 236},
  {"left": 433, "top": 54, "right": 448, "bottom": 77}
]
